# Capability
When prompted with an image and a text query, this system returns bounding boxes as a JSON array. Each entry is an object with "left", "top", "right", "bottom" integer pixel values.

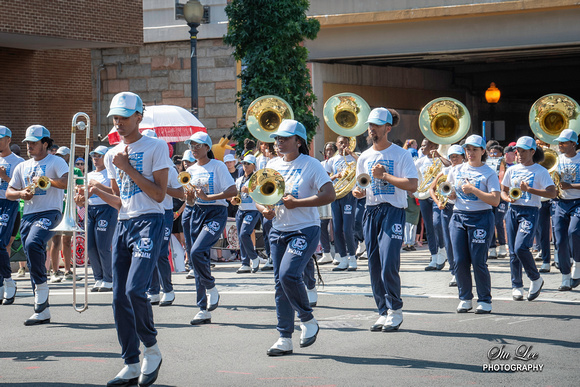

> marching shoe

[
  {"left": 512, "top": 287, "right": 524, "bottom": 301},
  {"left": 448, "top": 275, "right": 457, "bottom": 287},
  {"left": 558, "top": 274, "right": 571, "bottom": 291},
  {"left": 267, "top": 337, "right": 293, "bottom": 356},
  {"left": 435, "top": 248, "right": 447, "bottom": 270},
  {"left": 317, "top": 252, "right": 333, "bottom": 265},
  {"left": 3, "top": 279, "right": 16, "bottom": 305},
  {"left": 107, "top": 363, "right": 140, "bottom": 387},
  {"left": 24, "top": 308, "right": 51, "bottom": 326},
  {"left": 147, "top": 293, "right": 160, "bottom": 305},
  {"left": 306, "top": 287, "right": 318, "bottom": 307},
  {"left": 91, "top": 280, "right": 103, "bottom": 292},
  {"left": 475, "top": 302, "right": 492, "bottom": 314},
  {"left": 34, "top": 282, "right": 49, "bottom": 313},
  {"left": 382, "top": 309, "right": 403, "bottom": 332},
  {"left": 347, "top": 255, "right": 357, "bottom": 271},
  {"left": 261, "top": 258, "right": 274, "bottom": 271},
  {"left": 190, "top": 310, "right": 211, "bottom": 325},
  {"left": 456, "top": 300, "right": 473, "bottom": 313},
  {"left": 16, "top": 267, "right": 26, "bottom": 278},
  {"left": 498, "top": 245, "right": 508, "bottom": 258},
  {"left": 571, "top": 277, "right": 580, "bottom": 289},
  {"left": 332, "top": 253, "right": 341, "bottom": 265},
  {"left": 528, "top": 277, "right": 544, "bottom": 300},
  {"left": 236, "top": 265, "right": 251, "bottom": 274},
  {"left": 207, "top": 286, "right": 220, "bottom": 311},
  {"left": 356, "top": 241, "right": 366, "bottom": 257},
  {"left": 50, "top": 271, "right": 62, "bottom": 283},
  {"left": 99, "top": 281, "right": 113, "bottom": 292},
  {"left": 488, "top": 247, "right": 498, "bottom": 259},
  {"left": 571, "top": 263, "right": 580, "bottom": 289},
  {"left": 186, "top": 269, "right": 195, "bottom": 279},
  {"left": 0, "top": 286, "right": 3, "bottom": 305},
  {"left": 424, "top": 256, "right": 438, "bottom": 271},
  {"left": 299, "top": 318, "right": 319, "bottom": 347},
  {"left": 332, "top": 256, "right": 348, "bottom": 271},
  {"left": 139, "top": 343, "right": 162, "bottom": 387},
  {"left": 159, "top": 291, "right": 175, "bottom": 307},
  {"left": 251, "top": 258, "right": 260, "bottom": 273},
  {"left": 534, "top": 251, "right": 543, "bottom": 261},
  {"left": 539, "top": 263, "right": 550, "bottom": 273},
  {"left": 370, "top": 315, "right": 387, "bottom": 332}
]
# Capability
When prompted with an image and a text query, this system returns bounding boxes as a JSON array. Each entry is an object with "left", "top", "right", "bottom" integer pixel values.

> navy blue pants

[
  {"left": 331, "top": 193, "right": 357, "bottom": 257},
  {"left": 149, "top": 209, "right": 175, "bottom": 294},
  {"left": 87, "top": 204, "right": 117, "bottom": 283},
  {"left": 490, "top": 201, "right": 507, "bottom": 248},
  {"left": 363, "top": 203, "right": 405, "bottom": 314},
  {"left": 181, "top": 205, "right": 193, "bottom": 267},
  {"left": 534, "top": 200, "right": 552, "bottom": 264},
  {"left": 303, "top": 256, "right": 315, "bottom": 290},
  {"left": 235, "top": 209, "right": 260, "bottom": 266},
  {"left": 112, "top": 213, "right": 164, "bottom": 365},
  {"left": 20, "top": 210, "right": 62, "bottom": 287},
  {"left": 270, "top": 225, "right": 320, "bottom": 338},
  {"left": 505, "top": 205, "right": 541, "bottom": 288},
  {"left": 450, "top": 210, "right": 494, "bottom": 303},
  {"left": 262, "top": 216, "right": 273, "bottom": 257},
  {"left": 419, "top": 198, "right": 444, "bottom": 255},
  {"left": 441, "top": 203, "right": 456, "bottom": 275},
  {"left": 189, "top": 204, "right": 227, "bottom": 310},
  {"left": 319, "top": 218, "right": 331, "bottom": 253},
  {"left": 552, "top": 199, "right": 580, "bottom": 275},
  {"left": 354, "top": 197, "right": 366, "bottom": 243},
  {"left": 0, "top": 199, "right": 19, "bottom": 287}
]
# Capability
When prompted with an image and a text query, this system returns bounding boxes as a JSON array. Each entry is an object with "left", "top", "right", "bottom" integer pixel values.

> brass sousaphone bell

[
  {"left": 529, "top": 93, "right": 580, "bottom": 145},
  {"left": 418, "top": 97, "right": 471, "bottom": 145},
  {"left": 248, "top": 168, "right": 285, "bottom": 206},
  {"left": 247, "top": 95, "right": 294, "bottom": 143}
]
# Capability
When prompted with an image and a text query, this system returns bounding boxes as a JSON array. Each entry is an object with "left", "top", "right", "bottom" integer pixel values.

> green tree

[{"left": 224, "top": 0, "right": 320, "bottom": 152}]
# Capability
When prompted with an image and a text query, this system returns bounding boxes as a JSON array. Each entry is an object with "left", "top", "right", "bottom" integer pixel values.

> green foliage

[{"left": 224, "top": 0, "right": 320, "bottom": 153}]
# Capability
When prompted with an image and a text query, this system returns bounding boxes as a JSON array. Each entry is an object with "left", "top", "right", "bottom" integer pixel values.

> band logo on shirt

[
  {"left": 191, "top": 172, "right": 213, "bottom": 204},
  {"left": 366, "top": 160, "right": 394, "bottom": 196},
  {"left": 117, "top": 152, "right": 144, "bottom": 200},
  {"left": 288, "top": 237, "right": 307, "bottom": 256},
  {"left": 391, "top": 223, "right": 403, "bottom": 240},
  {"left": 455, "top": 171, "right": 483, "bottom": 201},
  {"left": 35, "top": 218, "right": 52, "bottom": 230},
  {"left": 24, "top": 165, "right": 48, "bottom": 197},
  {"left": 511, "top": 171, "right": 535, "bottom": 201},
  {"left": 204, "top": 220, "right": 221, "bottom": 235},
  {"left": 558, "top": 163, "right": 579, "bottom": 184},
  {"left": 473, "top": 229, "right": 487, "bottom": 243},
  {"left": 278, "top": 168, "right": 302, "bottom": 199},
  {"left": 133, "top": 238, "right": 153, "bottom": 258},
  {"left": 97, "top": 220, "right": 108, "bottom": 231}
]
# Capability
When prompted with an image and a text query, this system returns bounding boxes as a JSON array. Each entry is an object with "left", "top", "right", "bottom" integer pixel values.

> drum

[{"left": 318, "top": 204, "right": 332, "bottom": 220}]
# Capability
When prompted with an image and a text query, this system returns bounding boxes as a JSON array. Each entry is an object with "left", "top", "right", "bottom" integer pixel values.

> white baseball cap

[
  {"left": 462, "top": 134, "right": 486, "bottom": 149},
  {"left": 107, "top": 92, "right": 144, "bottom": 117},
  {"left": 269, "top": 119, "right": 308, "bottom": 141},
  {"left": 90, "top": 145, "right": 109, "bottom": 156},
  {"left": 223, "top": 154, "right": 236, "bottom": 163},
  {"left": 447, "top": 144, "right": 465, "bottom": 156},
  {"left": 184, "top": 131, "right": 212, "bottom": 148},
  {"left": 23, "top": 125, "right": 50, "bottom": 142},
  {"left": 554, "top": 129, "right": 579, "bottom": 143},
  {"left": 182, "top": 150, "right": 196, "bottom": 162},
  {"left": 365, "top": 108, "right": 393, "bottom": 125},
  {"left": 515, "top": 136, "right": 536, "bottom": 150},
  {"left": 56, "top": 146, "right": 71, "bottom": 156},
  {"left": 242, "top": 154, "right": 256, "bottom": 164},
  {"left": 0, "top": 126, "right": 12, "bottom": 138}
]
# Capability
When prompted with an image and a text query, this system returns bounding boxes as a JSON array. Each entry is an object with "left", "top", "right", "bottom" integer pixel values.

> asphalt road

[{"left": 1, "top": 246, "right": 578, "bottom": 386}]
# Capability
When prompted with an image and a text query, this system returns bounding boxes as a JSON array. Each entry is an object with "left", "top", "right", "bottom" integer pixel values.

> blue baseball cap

[
  {"left": 185, "top": 131, "right": 212, "bottom": 148},
  {"left": 182, "top": 150, "right": 196, "bottom": 162},
  {"left": 0, "top": 126, "right": 12, "bottom": 138},
  {"left": 242, "top": 154, "right": 256, "bottom": 164},
  {"left": 447, "top": 144, "right": 465, "bottom": 156},
  {"left": 23, "top": 125, "right": 50, "bottom": 142},
  {"left": 462, "top": 134, "right": 485, "bottom": 149},
  {"left": 107, "top": 92, "right": 144, "bottom": 117},
  {"left": 269, "top": 119, "right": 307, "bottom": 141},
  {"left": 365, "top": 107, "right": 393, "bottom": 125},
  {"left": 554, "top": 129, "right": 579, "bottom": 143},
  {"left": 90, "top": 145, "right": 109, "bottom": 156},
  {"left": 515, "top": 136, "right": 536, "bottom": 150}
]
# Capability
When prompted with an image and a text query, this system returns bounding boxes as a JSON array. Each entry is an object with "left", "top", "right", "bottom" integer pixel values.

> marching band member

[
  {"left": 552, "top": 129, "right": 580, "bottom": 290},
  {"left": 429, "top": 144, "right": 465, "bottom": 286},
  {"left": 258, "top": 119, "right": 334, "bottom": 356},
  {"left": 6, "top": 125, "right": 69, "bottom": 324},
  {"left": 487, "top": 144, "right": 509, "bottom": 259},
  {"left": 256, "top": 141, "right": 277, "bottom": 271},
  {"left": 93, "top": 92, "right": 168, "bottom": 387},
  {"left": 0, "top": 126, "right": 24, "bottom": 305},
  {"left": 416, "top": 140, "right": 449, "bottom": 271},
  {"left": 501, "top": 136, "right": 555, "bottom": 301},
  {"left": 447, "top": 135, "right": 500, "bottom": 314},
  {"left": 326, "top": 135, "right": 359, "bottom": 271},
  {"left": 353, "top": 107, "right": 418, "bottom": 332},
  {"left": 181, "top": 149, "right": 196, "bottom": 278},
  {"left": 232, "top": 154, "right": 261, "bottom": 274},
  {"left": 317, "top": 142, "right": 337, "bottom": 265},
  {"left": 185, "top": 132, "right": 237, "bottom": 325}
]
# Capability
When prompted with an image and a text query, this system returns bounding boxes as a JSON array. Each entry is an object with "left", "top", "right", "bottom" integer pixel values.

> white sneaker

[
  {"left": 261, "top": 258, "right": 274, "bottom": 271},
  {"left": 207, "top": 286, "right": 220, "bottom": 311},
  {"left": 317, "top": 252, "right": 333, "bottom": 265},
  {"left": 4, "top": 278, "right": 17, "bottom": 302},
  {"left": 528, "top": 277, "right": 544, "bottom": 300},
  {"left": 475, "top": 302, "right": 492, "bottom": 314},
  {"left": 356, "top": 241, "right": 366, "bottom": 257},
  {"left": 370, "top": 315, "right": 388, "bottom": 331},
  {"left": 99, "top": 281, "right": 113, "bottom": 292},
  {"left": 24, "top": 308, "right": 51, "bottom": 325},
  {"left": 512, "top": 287, "right": 524, "bottom": 301},
  {"left": 539, "top": 262, "right": 550, "bottom": 273},
  {"left": 558, "top": 274, "right": 571, "bottom": 291},
  {"left": 141, "top": 343, "right": 162, "bottom": 375},
  {"left": 91, "top": 280, "right": 103, "bottom": 292},
  {"left": 190, "top": 310, "right": 212, "bottom": 325},
  {"left": 299, "top": 318, "right": 319, "bottom": 347},
  {"left": 332, "top": 256, "right": 348, "bottom": 271},
  {"left": 186, "top": 270, "right": 195, "bottom": 279},
  {"left": 457, "top": 300, "right": 472, "bottom": 313},
  {"left": 448, "top": 275, "right": 457, "bottom": 287},
  {"left": 34, "top": 282, "right": 49, "bottom": 312},
  {"left": 424, "top": 256, "right": 438, "bottom": 271},
  {"left": 534, "top": 251, "right": 542, "bottom": 261},
  {"left": 383, "top": 309, "right": 403, "bottom": 331},
  {"left": 236, "top": 265, "right": 252, "bottom": 274},
  {"left": 251, "top": 258, "right": 260, "bottom": 273},
  {"left": 332, "top": 253, "right": 341, "bottom": 265},
  {"left": 306, "top": 287, "right": 318, "bottom": 307},
  {"left": 267, "top": 337, "right": 293, "bottom": 356},
  {"left": 436, "top": 248, "right": 447, "bottom": 265},
  {"left": 160, "top": 291, "right": 175, "bottom": 306},
  {"left": 488, "top": 247, "right": 498, "bottom": 258},
  {"left": 50, "top": 272, "right": 62, "bottom": 283},
  {"left": 498, "top": 245, "right": 508, "bottom": 257},
  {"left": 347, "top": 255, "right": 357, "bottom": 271},
  {"left": 148, "top": 293, "right": 160, "bottom": 305}
]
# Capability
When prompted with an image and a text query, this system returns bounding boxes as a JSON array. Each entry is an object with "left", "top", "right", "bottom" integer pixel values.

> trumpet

[
  {"left": 356, "top": 173, "right": 372, "bottom": 190},
  {"left": 435, "top": 176, "right": 453, "bottom": 207},
  {"left": 26, "top": 175, "right": 51, "bottom": 195},
  {"left": 231, "top": 194, "right": 242, "bottom": 206},
  {"left": 178, "top": 171, "right": 191, "bottom": 186},
  {"left": 509, "top": 187, "right": 523, "bottom": 201}
]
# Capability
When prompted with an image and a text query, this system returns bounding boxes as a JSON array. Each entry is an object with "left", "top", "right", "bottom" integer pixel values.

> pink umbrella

[{"left": 108, "top": 105, "right": 206, "bottom": 145}]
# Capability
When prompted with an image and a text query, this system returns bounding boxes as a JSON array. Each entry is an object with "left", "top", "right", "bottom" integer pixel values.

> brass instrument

[
  {"left": 509, "top": 187, "right": 523, "bottom": 201},
  {"left": 333, "top": 160, "right": 357, "bottom": 200},
  {"left": 539, "top": 148, "right": 561, "bottom": 198},
  {"left": 26, "top": 175, "right": 51, "bottom": 195},
  {"left": 248, "top": 168, "right": 285, "bottom": 206},
  {"left": 178, "top": 171, "right": 191, "bottom": 186},
  {"left": 231, "top": 194, "right": 242, "bottom": 206},
  {"left": 552, "top": 171, "right": 562, "bottom": 198},
  {"left": 247, "top": 95, "right": 294, "bottom": 143},
  {"left": 51, "top": 112, "right": 91, "bottom": 313},
  {"left": 356, "top": 173, "right": 372, "bottom": 190},
  {"left": 414, "top": 158, "right": 443, "bottom": 199},
  {"left": 418, "top": 97, "right": 471, "bottom": 145},
  {"left": 529, "top": 93, "right": 580, "bottom": 144},
  {"left": 434, "top": 175, "right": 452, "bottom": 206},
  {"left": 323, "top": 93, "right": 371, "bottom": 138}
]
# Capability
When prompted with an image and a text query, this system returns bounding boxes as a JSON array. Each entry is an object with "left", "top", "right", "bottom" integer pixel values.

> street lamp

[
  {"left": 485, "top": 82, "right": 501, "bottom": 139},
  {"left": 184, "top": 0, "right": 204, "bottom": 117}
]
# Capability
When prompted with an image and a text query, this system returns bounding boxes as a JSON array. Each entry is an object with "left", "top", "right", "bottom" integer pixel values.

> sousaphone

[
  {"left": 247, "top": 95, "right": 294, "bottom": 143},
  {"left": 418, "top": 97, "right": 471, "bottom": 145},
  {"left": 529, "top": 93, "right": 580, "bottom": 145}
]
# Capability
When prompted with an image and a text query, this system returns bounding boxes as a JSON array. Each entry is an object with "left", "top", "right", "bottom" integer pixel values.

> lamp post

[
  {"left": 184, "top": 0, "right": 204, "bottom": 117},
  {"left": 485, "top": 82, "right": 501, "bottom": 140}
]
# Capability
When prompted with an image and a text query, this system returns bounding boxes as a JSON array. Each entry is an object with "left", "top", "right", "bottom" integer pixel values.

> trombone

[{"left": 51, "top": 112, "right": 91, "bottom": 313}]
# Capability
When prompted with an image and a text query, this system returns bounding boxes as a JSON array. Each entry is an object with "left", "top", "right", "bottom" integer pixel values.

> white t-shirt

[
  {"left": 236, "top": 174, "right": 257, "bottom": 211},
  {"left": 0, "top": 152, "right": 24, "bottom": 200},
  {"left": 557, "top": 153, "right": 580, "bottom": 200},
  {"left": 185, "top": 159, "right": 235, "bottom": 207},
  {"left": 447, "top": 163, "right": 500, "bottom": 212},
  {"left": 256, "top": 155, "right": 271, "bottom": 170},
  {"left": 502, "top": 163, "right": 554, "bottom": 208},
  {"left": 267, "top": 154, "right": 331, "bottom": 232},
  {"left": 325, "top": 154, "right": 356, "bottom": 177},
  {"left": 415, "top": 155, "right": 435, "bottom": 176},
  {"left": 356, "top": 144, "right": 418, "bottom": 208},
  {"left": 104, "top": 135, "right": 170, "bottom": 220},
  {"left": 87, "top": 169, "right": 110, "bottom": 206},
  {"left": 9, "top": 154, "right": 69, "bottom": 215},
  {"left": 162, "top": 167, "right": 182, "bottom": 211}
]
